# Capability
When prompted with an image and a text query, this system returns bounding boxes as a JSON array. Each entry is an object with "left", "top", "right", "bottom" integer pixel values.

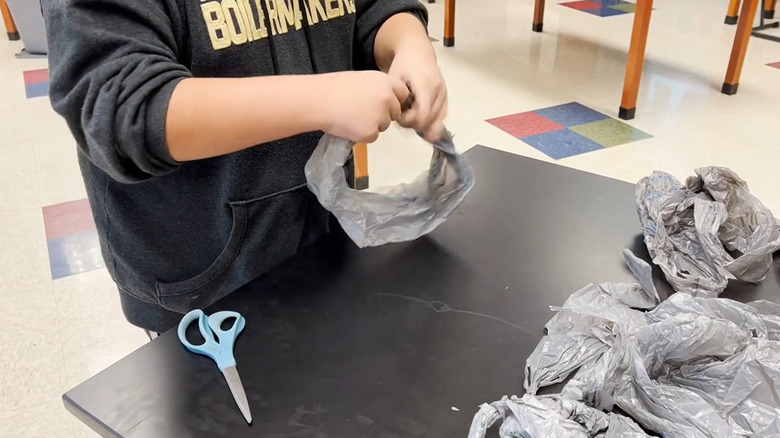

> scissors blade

[{"left": 222, "top": 366, "right": 252, "bottom": 424}]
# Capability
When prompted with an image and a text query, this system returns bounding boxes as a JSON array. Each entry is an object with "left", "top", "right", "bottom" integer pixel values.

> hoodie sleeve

[
  {"left": 43, "top": 0, "right": 192, "bottom": 184},
  {"left": 353, "top": 0, "right": 429, "bottom": 71}
]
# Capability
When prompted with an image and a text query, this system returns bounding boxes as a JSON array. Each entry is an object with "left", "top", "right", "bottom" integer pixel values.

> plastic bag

[
  {"left": 635, "top": 167, "right": 780, "bottom": 297},
  {"left": 466, "top": 395, "right": 648, "bottom": 438},
  {"left": 304, "top": 130, "right": 474, "bottom": 248},
  {"left": 525, "top": 251, "right": 658, "bottom": 398},
  {"left": 665, "top": 338, "right": 780, "bottom": 436}
]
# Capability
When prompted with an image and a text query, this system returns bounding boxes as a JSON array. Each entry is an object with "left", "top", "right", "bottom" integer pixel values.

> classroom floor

[{"left": 2, "top": 0, "right": 780, "bottom": 436}]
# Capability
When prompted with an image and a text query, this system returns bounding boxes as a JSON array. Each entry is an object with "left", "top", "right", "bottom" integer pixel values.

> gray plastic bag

[
  {"left": 466, "top": 395, "right": 648, "bottom": 438},
  {"left": 636, "top": 167, "right": 780, "bottom": 297},
  {"left": 305, "top": 130, "right": 474, "bottom": 248}
]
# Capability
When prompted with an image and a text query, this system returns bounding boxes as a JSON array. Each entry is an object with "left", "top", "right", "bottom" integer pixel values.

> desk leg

[
  {"left": 765, "top": 0, "right": 776, "bottom": 18},
  {"left": 722, "top": 0, "right": 759, "bottom": 95},
  {"left": 0, "top": 0, "right": 19, "bottom": 41},
  {"left": 444, "top": 0, "right": 455, "bottom": 47},
  {"left": 533, "top": 0, "right": 545, "bottom": 32},
  {"left": 352, "top": 143, "right": 369, "bottom": 190},
  {"left": 726, "top": 0, "right": 741, "bottom": 24},
  {"left": 619, "top": 0, "right": 653, "bottom": 120}
]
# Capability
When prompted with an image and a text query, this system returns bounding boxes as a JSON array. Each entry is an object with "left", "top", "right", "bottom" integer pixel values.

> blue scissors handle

[{"left": 177, "top": 309, "right": 246, "bottom": 371}]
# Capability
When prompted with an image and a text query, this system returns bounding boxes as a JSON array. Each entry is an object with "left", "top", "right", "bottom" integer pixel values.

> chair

[
  {"left": 1, "top": 0, "right": 19, "bottom": 40},
  {"left": 727, "top": 0, "right": 776, "bottom": 24}
]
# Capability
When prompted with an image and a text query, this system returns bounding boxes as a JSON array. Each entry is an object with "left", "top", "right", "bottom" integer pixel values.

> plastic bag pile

[
  {"left": 305, "top": 130, "right": 474, "bottom": 248},
  {"left": 469, "top": 167, "right": 780, "bottom": 438},
  {"left": 636, "top": 167, "right": 780, "bottom": 297}
]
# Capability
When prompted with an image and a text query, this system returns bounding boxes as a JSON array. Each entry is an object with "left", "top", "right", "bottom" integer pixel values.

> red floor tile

[
  {"left": 488, "top": 112, "right": 564, "bottom": 138},
  {"left": 561, "top": 1, "right": 604, "bottom": 11},
  {"left": 43, "top": 198, "right": 97, "bottom": 240},
  {"left": 23, "top": 69, "right": 49, "bottom": 85}
]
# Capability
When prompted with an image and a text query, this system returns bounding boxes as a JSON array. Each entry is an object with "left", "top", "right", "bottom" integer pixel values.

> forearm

[
  {"left": 166, "top": 75, "right": 328, "bottom": 162},
  {"left": 373, "top": 13, "right": 434, "bottom": 73}
]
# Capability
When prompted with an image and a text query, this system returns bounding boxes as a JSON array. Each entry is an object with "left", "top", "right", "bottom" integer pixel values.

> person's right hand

[{"left": 318, "top": 71, "right": 410, "bottom": 144}]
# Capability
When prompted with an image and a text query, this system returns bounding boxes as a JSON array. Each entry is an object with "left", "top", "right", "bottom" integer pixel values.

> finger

[
  {"left": 390, "top": 76, "right": 411, "bottom": 106},
  {"left": 398, "top": 107, "right": 417, "bottom": 127},
  {"left": 389, "top": 96, "right": 402, "bottom": 122},
  {"left": 429, "top": 88, "right": 447, "bottom": 126},
  {"left": 411, "top": 85, "right": 433, "bottom": 131},
  {"left": 423, "top": 119, "right": 445, "bottom": 142},
  {"left": 420, "top": 83, "right": 445, "bottom": 129}
]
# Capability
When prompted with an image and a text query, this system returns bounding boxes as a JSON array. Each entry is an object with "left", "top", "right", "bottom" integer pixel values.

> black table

[{"left": 63, "top": 146, "right": 780, "bottom": 438}]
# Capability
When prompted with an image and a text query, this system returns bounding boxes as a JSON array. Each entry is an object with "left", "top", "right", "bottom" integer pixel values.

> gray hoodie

[{"left": 42, "top": 0, "right": 428, "bottom": 331}]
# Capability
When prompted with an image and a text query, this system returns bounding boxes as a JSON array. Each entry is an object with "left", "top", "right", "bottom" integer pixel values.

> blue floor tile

[
  {"left": 25, "top": 81, "right": 49, "bottom": 99},
  {"left": 534, "top": 102, "right": 609, "bottom": 127},
  {"left": 589, "top": 6, "right": 628, "bottom": 16},
  {"left": 47, "top": 230, "right": 105, "bottom": 279},
  {"left": 522, "top": 129, "right": 604, "bottom": 160}
]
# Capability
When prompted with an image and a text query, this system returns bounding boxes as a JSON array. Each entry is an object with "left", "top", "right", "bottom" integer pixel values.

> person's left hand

[{"left": 388, "top": 42, "right": 447, "bottom": 142}]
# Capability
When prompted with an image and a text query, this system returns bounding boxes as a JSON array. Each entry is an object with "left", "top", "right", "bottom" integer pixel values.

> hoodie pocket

[{"left": 155, "top": 183, "right": 314, "bottom": 314}]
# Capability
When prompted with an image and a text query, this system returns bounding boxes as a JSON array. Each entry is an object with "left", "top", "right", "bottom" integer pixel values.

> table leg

[
  {"left": 765, "top": 0, "right": 776, "bottom": 18},
  {"left": 722, "top": 0, "right": 760, "bottom": 95},
  {"left": 533, "top": 0, "right": 545, "bottom": 32},
  {"left": 352, "top": 143, "right": 369, "bottom": 190},
  {"left": 444, "top": 0, "right": 455, "bottom": 47},
  {"left": 0, "top": 0, "right": 19, "bottom": 41},
  {"left": 726, "top": 0, "right": 741, "bottom": 24},
  {"left": 618, "top": 0, "right": 653, "bottom": 120}
]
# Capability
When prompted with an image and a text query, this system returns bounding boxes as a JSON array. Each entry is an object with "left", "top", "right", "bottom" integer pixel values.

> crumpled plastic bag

[
  {"left": 647, "top": 292, "right": 780, "bottom": 341},
  {"left": 304, "top": 130, "right": 474, "bottom": 248},
  {"left": 636, "top": 167, "right": 780, "bottom": 297},
  {"left": 466, "top": 394, "right": 648, "bottom": 438},
  {"left": 525, "top": 251, "right": 658, "bottom": 395},
  {"left": 515, "top": 257, "right": 780, "bottom": 437},
  {"left": 469, "top": 394, "right": 648, "bottom": 438}
]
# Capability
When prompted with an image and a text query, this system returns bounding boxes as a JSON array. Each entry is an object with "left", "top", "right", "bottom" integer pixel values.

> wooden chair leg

[
  {"left": 352, "top": 143, "right": 369, "bottom": 190},
  {"left": 726, "top": 0, "right": 741, "bottom": 24},
  {"left": 723, "top": 0, "right": 760, "bottom": 95},
  {"left": 619, "top": 0, "right": 654, "bottom": 120},
  {"left": 444, "top": 0, "right": 455, "bottom": 47},
  {"left": 0, "top": 0, "right": 19, "bottom": 41},
  {"left": 765, "top": 0, "right": 776, "bottom": 19},
  {"left": 533, "top": 0, "right": 546, "bottom": 32}
]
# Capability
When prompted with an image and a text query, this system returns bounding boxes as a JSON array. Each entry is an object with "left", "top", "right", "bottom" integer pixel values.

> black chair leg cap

[
  {"left": 724, "top": 15, "right": 738, "bottom": 25},
  {"left": 532, "top": 23, "right": 543, "bottom": 33},
  {"left": 619, "top": 107, "right": 636, "bottom": 120},
  {"left": 721, "top": 83, "right": 739, "bottom": 95},
  {"left": 443, "top": 37, "right": 454, "bottom": 47}
]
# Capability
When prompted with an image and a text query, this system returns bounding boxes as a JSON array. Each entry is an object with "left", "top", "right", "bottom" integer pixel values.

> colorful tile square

[
  {"left": 561, "top": 0, "right": 639, "bottom": 17},
  {"left": 534, "top": 102, "right": 609, "bottom": 127},
  {"left": 488, "top": 112, "right": 564, "bottom": 138},
  {"left": 43, "top": 198, "right": 102, "bottom": 279},
  {"left": 47, "top": 230, "right": 105, "bottom": 279},
  {"left": 569, "top": 118, "right": 652, "bottom": 147},
  {"left": 522, "top": 129, "right": 604, "bottom": 160},
  {"left": 487, "top": 102, "right": 652, "bottom": 160},
  {"left": 23, "top": 68, "right": 49, "bottom": 99}
]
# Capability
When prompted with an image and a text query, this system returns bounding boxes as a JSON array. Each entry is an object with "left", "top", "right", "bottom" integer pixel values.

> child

[{"left": 43, "top": 0, "right": 447, "bottom": 333}]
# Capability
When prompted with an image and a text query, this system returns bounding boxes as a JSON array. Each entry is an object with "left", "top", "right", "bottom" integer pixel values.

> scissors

[{"left": 177, "top": 309, "right": 252, "bottom": 424}]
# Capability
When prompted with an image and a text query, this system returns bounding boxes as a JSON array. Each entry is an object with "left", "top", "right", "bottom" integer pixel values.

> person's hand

[
  {"left": 318, "top": 71, "right": 410, "bottom": 143},
  {"left": 388, "top": 42, "right": 447, "bottom": 141}
]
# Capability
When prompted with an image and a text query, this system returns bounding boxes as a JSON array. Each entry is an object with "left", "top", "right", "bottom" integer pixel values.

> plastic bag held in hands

[{"left": 304, "top": 128, "right": 474, "bottom": 248}]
